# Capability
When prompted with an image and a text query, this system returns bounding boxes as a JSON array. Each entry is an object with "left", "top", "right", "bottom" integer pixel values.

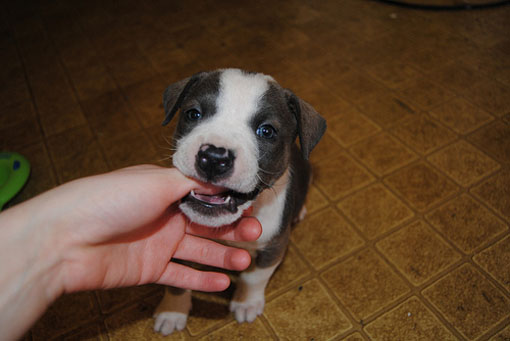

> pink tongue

[{"left": 195, "top": 193, "right": 227, "bottom": 205}]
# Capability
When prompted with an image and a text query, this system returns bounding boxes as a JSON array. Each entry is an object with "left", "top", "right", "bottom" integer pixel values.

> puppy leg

[
  {"left": 230, "top": 260, "right": 280, "bottom": 323},
  {"left": 154, "top": 287, "right": 192, "bottom": 335},
  {"left": 293, "top": 205, "right": 307, "bottom": 224}
]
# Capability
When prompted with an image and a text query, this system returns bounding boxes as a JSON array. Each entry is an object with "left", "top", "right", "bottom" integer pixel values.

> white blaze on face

[{"left": 173, "top": 69, "right": 274, "bottom": 193}]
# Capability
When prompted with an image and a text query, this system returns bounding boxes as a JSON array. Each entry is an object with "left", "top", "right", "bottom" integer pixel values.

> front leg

[
  {"left": 153, "top": 287, "right": 192, "bottom": 335},
  {"left": 230, "top": 261, "right": 281, "bottom": 323},
  {"left": 230, "top": 227, "right": 289, "bottom": 323}
]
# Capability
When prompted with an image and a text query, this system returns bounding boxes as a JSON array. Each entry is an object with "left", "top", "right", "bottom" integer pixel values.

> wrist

[{"left": 0, "top": 197, "right": 66, "bottom": 338}]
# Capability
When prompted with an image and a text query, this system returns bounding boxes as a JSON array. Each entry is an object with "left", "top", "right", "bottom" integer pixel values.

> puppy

[{"left": 153, "top": 69, "right": 326, "bottom": 335}]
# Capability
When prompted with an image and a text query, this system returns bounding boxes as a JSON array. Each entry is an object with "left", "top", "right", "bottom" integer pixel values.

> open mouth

[{"left": 182, "top": 188, "right": 260, "bottom": 214}]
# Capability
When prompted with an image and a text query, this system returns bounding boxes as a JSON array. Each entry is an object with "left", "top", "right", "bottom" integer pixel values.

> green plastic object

[{"left": 0, "top": 152, "right": 30, "bottom": 210}]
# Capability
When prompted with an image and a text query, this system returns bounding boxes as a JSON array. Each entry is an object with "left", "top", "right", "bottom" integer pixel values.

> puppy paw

[
  {"left": 153, "top": 312, "right": 188, "bottom": 336},
  {"left": 230, "top": 299, "right": 265, "bottom": 323},
  {"left": 293, "top": 205, "right": 307, "bottom": 224}
]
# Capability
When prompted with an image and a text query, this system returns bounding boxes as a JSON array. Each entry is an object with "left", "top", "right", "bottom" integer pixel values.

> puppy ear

[
  {"left": 285, "top": 89, "right": 327, "bottom": 160},
  {"left": 162, "top": 73, "right": 203, "bottom": 126}
]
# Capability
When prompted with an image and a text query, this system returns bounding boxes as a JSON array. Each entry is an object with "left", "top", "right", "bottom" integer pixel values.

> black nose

[{"left": 196, "top": 144, "right": 235, "bottom": 180}]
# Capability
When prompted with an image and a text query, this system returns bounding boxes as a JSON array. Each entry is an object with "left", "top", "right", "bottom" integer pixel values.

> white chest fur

[{"left": 226, "top": 169, "right": 290, "bottom": 252}]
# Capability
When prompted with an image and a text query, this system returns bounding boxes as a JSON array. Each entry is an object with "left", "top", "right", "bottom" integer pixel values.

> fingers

[
  {"left": 173, "top": 234, "right": 251, "bottom": 271},
  {"left": 186, "top": 216, "right": 262, "bottom": 242},
  {"left": 157, "top": 262, "right": 231, "bottom": 292}
]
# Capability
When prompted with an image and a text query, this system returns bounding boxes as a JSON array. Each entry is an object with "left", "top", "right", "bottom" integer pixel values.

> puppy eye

[
  {"left": 256, "top": 124, "right": 277, "bottom": 139},
  {"left": 185, "top": 109, "right": 202, "bottom": 121}
]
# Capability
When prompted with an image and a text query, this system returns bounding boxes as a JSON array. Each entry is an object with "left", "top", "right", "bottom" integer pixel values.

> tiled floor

[{"left": 1, "top": 0, "right": 510, "bottom": 340}]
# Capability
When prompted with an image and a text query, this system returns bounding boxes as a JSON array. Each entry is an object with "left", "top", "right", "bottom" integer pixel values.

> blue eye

[
  {"left": 186, "top": 109, "right": 202, "bottom": 121},
  {"left": 256, "top": 124, "right": 277, "bottom": 139}
]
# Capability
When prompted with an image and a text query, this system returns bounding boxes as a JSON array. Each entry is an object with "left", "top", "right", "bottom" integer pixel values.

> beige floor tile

[
  {"left": 96, "top": 285, "right": 160, "bottom": 314},
  {"left": 199, "top": 318, "right": 271, "bottom": 340},
  {"left": 330, "top": 69, "right": 388, "bottom": 105},
  {"left": 98, "top": 130, "right": 159, "bottom": 169},
  {"left": 428, "top": 61, "right": 487, "bottom": 96},
  {"left": 186, "top": 290, "right": 233, "bottom": 336},
  {"left": 422, "top": 264, "right": 510, "bottom": 340},
  {"left": 504, "top": 113, "right": 510, "bottom": 125},
  {"left": 31, "top": 292, "right": 99, "bottom": 340},
  {"left": 27, "top": 67, "right": 88, "bottom": 137},
  {"left": 404, "top": 46, "right": 456, "bottom": 74},
  {"left": 57, "top": 43, "right": 118, "bottom": 101},
  {"left": 46, "top": 125, "right": 109, "bottom": 183},
  {"left": 297, "top": 80, "right": 352, "bottom": 123},
  {"left": 264, "top": 279, "right": 352, "bottom": 340},
  {"left": 0, "top": 101, "right": 37, "bottom": 136},
  {"left": 303, "top": 184, "right": 329, "bottom": 215},
  {"left": 123, "top": 76, "right": 170, "bottom": 128},
  {"left": 327, "top": 106, "right": 380, "bottom": 148},
  {"left": 69, "top": 63, "right": 118, "bottom": 102},
  {"left": 391, "top": 114, "right": 457, "bottom": 155},
  {"left": 376, "top": 220, "right": 461, "bottom": 286},
  {"left": 147, "top": 44, "right": 195, "bottom": 75},
  {"left": 322, "top": 248, "right": 409, "bottom": 321},
  {"left": 364, "top": 61, "right": 421, "bottom": 90},
  {"left": 102, "top": 46, "right": 158, "bottom": 88},
  {"left": 300, "top": 56, "right": 352, "bottom": 87},
  {"left": 338, "top": 184, "right": 414, "bottom": 240},
  {"left": 385, "top": 162, "right": 459, "bottom": 212},
  {"left": 80, "top": 90, "right": 142, "bottom": 138},
  {"left": 468, "top": 120, "right": 510, "bottom": 165},
  {"left": 429, "top": 97, "right": 494, "bottom": 134},
  {"left": 0, "top": 104, "right": 43, "bottom": 150},
  {"left": 357, "top": 92, "right": 417, "bottom": 129},
  {"left": 0, "top": 64, "right": 30, "bottom": 110},
  {"left": 61, "top": 322, "right": 108, "bottom": 340},
  {"left": 426, "top": 194, "right": 508, "bottom": 254},
  {"left": 490, "top": 324, "right": 510, "bottom": 341},
  {"left": 474, "top": 235, "right": 510, "bottom": 293},
  {"left": 399, "top": 77, "right": 454, "bottom": 111},
  {"left": 266, "top": 245, "right": 311, "bottom": 297},
  {"left": 310, "top": 132, "right": 345, "bottom": 163},
  {"left": 461, "top": 46, "right": 510, "bottom": 88},
  {"left": 350, "top": 132, "right": 418, "bottom": 176},
  {"left": 463, "top": 79, "right": 510, "bottom": 117},
  {"left": 428, "top": 140, "right": 500, "bottom": 187},
  {"left": 365, "top": 297, "right": 456, "bottom": 340},
  {"left": 472, "top": 170, "right": 510, "bottom": 220},
  {"left": 292, "top": 207, "right": 364, "bottom": 269},
  {"left": 315, "top": 152, "right": 375, "bottom": 201},
  {"left": 343, "top": 332, "right": 367, "bottom": 341}
]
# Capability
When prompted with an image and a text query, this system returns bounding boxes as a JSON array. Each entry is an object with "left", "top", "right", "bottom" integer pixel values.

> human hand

[{"left": 45, "top": 165, "right": 261, "bottom": 294}]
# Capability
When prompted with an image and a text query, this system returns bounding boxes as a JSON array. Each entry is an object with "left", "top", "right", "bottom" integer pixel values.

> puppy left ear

[
  {"left": 162, "top": 72, "right": 204, "bottom": 126},
  {"left": 285, "top": 89, "right": 327, "bottom": 160}
]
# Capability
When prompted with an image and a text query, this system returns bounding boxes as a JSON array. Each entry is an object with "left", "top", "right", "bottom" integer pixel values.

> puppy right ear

[{"left": 162, "top": 73, "right": 203, "bottom": 126}]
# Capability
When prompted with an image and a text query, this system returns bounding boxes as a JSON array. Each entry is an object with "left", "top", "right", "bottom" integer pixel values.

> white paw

[
  {"left": 293, "top": 205, "right": 307, "bottom": 224},
  {"left": 298, "top": 205, "right": 307, "bottom": 221},
  {"left": 153, "top": 312, "right": 188, "bottom": 336},
  {"left": 230, "top": 299, "right": 265, "bottom": 323}
]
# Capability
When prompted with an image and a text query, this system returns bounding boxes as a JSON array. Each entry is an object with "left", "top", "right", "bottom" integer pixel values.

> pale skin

[{"left": 0, "top": 165, "right": 261, "bottom": 339}]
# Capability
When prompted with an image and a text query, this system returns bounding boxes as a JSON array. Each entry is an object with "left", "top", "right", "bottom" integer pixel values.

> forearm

[{"left": 0, "top": 199, "right": 64, "bottom": 339}]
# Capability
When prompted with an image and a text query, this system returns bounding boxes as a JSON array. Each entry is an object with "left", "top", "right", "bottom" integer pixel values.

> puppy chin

[{"left": 179, "top": 201, "right": 253, "bottom": 227}]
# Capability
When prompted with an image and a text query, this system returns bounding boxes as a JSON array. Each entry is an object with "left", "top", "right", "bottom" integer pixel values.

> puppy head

[{"left": 163, "top": 69, "right": 326, "bottom": 227}]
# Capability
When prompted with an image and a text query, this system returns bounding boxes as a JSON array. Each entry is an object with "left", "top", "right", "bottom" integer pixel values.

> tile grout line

[
  {"left": 5, "top": 10, "right": 60, "bottom": 189},
  {"left": 37, "top": 9, "right": 113, "bottom": 176}
]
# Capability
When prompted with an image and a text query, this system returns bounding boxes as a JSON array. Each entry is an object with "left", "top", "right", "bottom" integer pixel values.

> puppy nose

[{"left": 196, "top": 144, "right": 235, "bottom": 180}]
